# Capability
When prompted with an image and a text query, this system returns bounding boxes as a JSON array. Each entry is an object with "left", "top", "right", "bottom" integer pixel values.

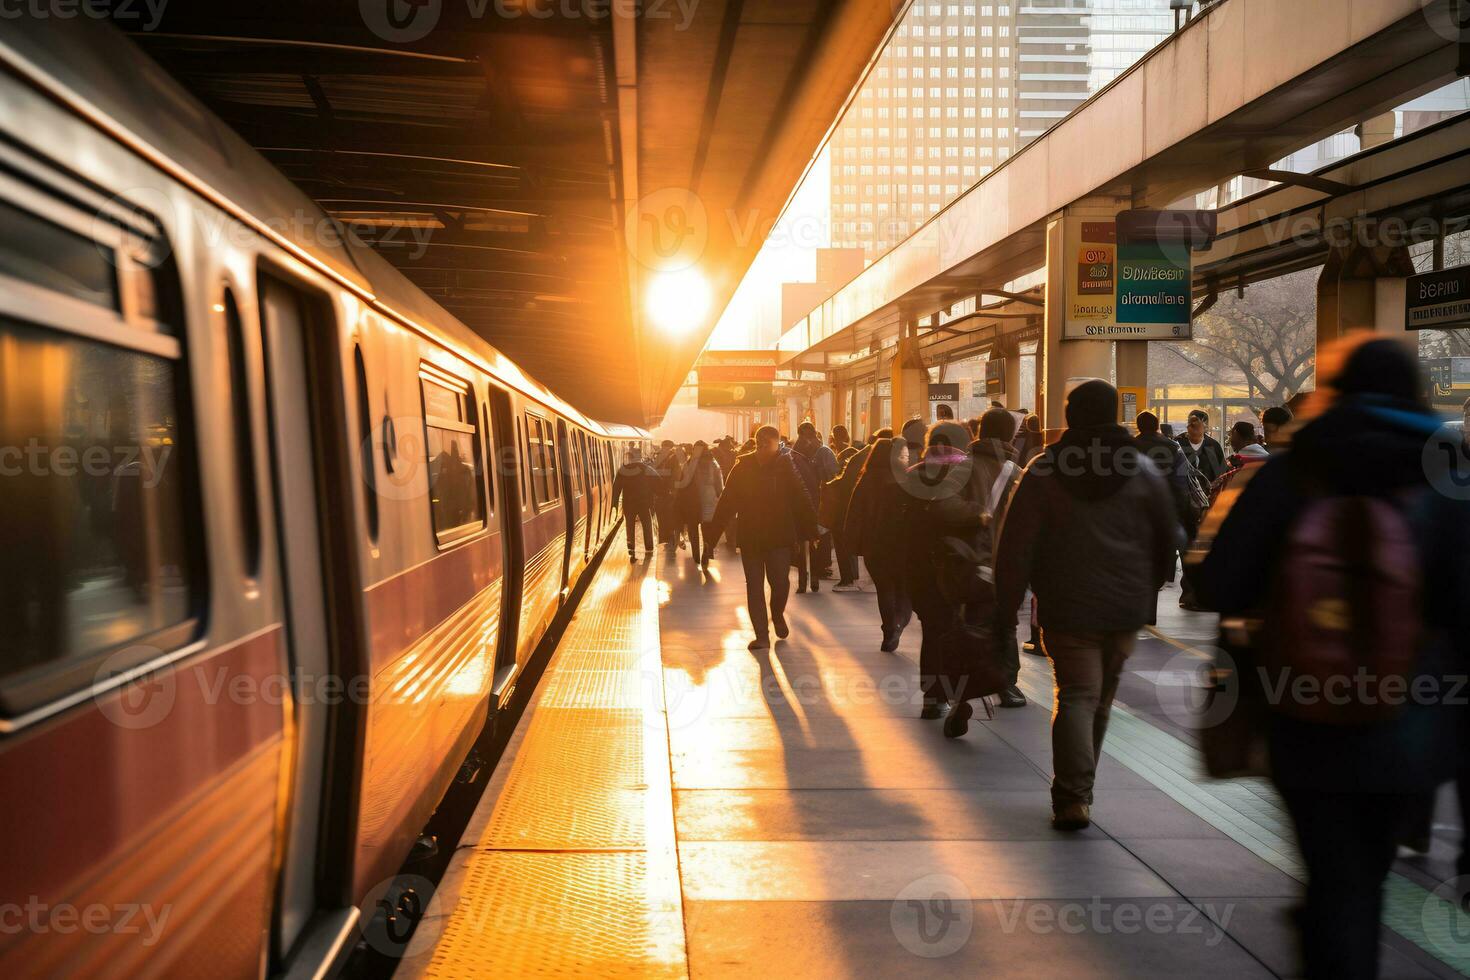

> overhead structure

[{"left": 122, "top": 0, "right": 900, "bottom": 425}]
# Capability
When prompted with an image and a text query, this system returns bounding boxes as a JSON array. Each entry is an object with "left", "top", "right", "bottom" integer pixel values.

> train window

[
  {"left": 0, "top": 184, "right": 201, "bottom": 717},
  {"left": 354, "top": 344, "right": 378, "bottom": 543},
  {"left": 0, "top": 314, "right": 201, "bottom": 712},
  {"left": 516, "top": 414, "right": 529, "bottom": 507},
  {"left": 223, "top": 289, "right": 262, "bottom": 571},
  {"left": 525, "top": 412, "right": 560, "bottom": 508},
  {"left": 0, "top": 198, "right": 118, "bottom": 311},
  {"left": 419, "top": 366, "right": 486, "bottom": 544},
  {"left": 480, "top": 400, "right": 495, "bottom": 517}
]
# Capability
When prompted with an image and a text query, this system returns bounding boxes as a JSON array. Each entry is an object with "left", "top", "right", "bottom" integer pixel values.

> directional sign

[
  {"left": 698, "top": 382, "right": 775, "bottom": 408},
  {"left": 1116, "top": 240, "right": 1193, "bottom": 336},
  {"left": 1406, "top": 265, "right": 1470, "bottom": 331}
]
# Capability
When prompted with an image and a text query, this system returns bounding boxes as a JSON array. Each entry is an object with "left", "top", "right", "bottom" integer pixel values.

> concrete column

[
  {"left": 1316, "top": 230, "right": 1416, "bottom": 351},
  {"left": 1042, "top": 213, "right": 1113, "bottom": 438},
  {"left": 890, "top": 316, "right": 929, "bottom": 429},
  {"left": 1003, "top": 350, "right": 1022, "bottom": 411}
]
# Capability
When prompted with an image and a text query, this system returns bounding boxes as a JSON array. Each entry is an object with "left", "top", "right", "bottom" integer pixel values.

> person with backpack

[
  {"left": 611, "top": 449, "right": 660, "bottom": 560},
  {"left": 942, "top": 408, "right": 1029, "bottom": 736},
  {"left": 711, "top": 426, "right": 819, "bottom": 651},
  {"left": 1194, "top": 337, "right": 1470, "bottom": 980},
  {"left": 902, "top": 420, "right": 977, "bottom": 719},
  {"left": 994, "top": 381, "right": 1181, "bottom": 831},
  {"left": 844, "top": 430, "right": 910, "bottom": 651}
]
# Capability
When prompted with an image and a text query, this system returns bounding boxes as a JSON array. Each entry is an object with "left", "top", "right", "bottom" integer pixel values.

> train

[{"left": 0, "top": 18, "right": 649, "bottom": 979}]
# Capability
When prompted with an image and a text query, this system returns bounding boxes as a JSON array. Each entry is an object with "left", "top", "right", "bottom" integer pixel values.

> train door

[
  {"left": 486, "top": 384, "right": 523, "bottom": 701},
  {"left": 257, "top": 271, "right": 362, "bottom": 962},
  {"left": 555, "top": 418, "right": 580, "bottom": 591}
]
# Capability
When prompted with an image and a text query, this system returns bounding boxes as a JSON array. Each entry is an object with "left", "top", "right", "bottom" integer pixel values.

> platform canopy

[{"left": 123, "top": 0, "right": 898, "bottom": 426}]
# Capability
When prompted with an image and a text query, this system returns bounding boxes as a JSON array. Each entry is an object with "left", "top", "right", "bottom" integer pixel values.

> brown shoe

[{"left": 1052, "top": 803, "right": 1091, "bottom": 831}]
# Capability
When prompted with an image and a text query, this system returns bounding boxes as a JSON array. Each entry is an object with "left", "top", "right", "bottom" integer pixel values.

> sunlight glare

[{"left": 646, "top": 268, "right": 710, "bottom": 337}]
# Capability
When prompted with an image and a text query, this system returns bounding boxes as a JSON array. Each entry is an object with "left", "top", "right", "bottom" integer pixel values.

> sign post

[{"left": 1406, "top": 265, "right": 1470, "bottom": 331}]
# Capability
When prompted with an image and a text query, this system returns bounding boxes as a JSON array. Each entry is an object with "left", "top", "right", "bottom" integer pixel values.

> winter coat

[
  {"left": 845, "top": 440, "right": 907, "bottom": 567},
  {"left": 711, "top": 450, "right": 819, "bottom": 553},
  {"left": 995, "top": 424, "right": 1183, "bottom": 633},
  {"left": 674, "top": 452, "right": 724, "bottom": 523},
  {"left": 1177, "top": 433, "right": 1227, "bottom": 483},
  {"left": 1135, "top": 431, "right": 1195, "bottom": 530},
  {"left": 611, "top": 461, "right": 660, "bottom": 513},
  {"left": 794, "top": 434, "right": 839, "bottom": 482},
  {"left": 819, "top": 443, "right": 870, "bottom": 533},
  {"left": 899, "top": 441, "right": 1021, "bottom": 610},
  {"left": 1194, "top": 396, "right": 1470, "bottom": 794},
  {"left": 1207, "top": 443, "right": 1269, "bottom": 505}
]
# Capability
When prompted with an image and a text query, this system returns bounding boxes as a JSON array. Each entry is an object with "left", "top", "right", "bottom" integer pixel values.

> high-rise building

[
  {"left": 830, "top": 2, "right": 1175, "bottom": 260},
  {"left": 830, "top": 2, "right": 1020, "bottom": 260}
]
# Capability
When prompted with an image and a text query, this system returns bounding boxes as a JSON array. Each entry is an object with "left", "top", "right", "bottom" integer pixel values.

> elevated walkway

[{"left": 408, "top": 546, "right": 1469, "bottom": 977}]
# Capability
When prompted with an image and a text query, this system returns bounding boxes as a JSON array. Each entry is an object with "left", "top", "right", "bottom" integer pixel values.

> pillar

[
  {"left": 1316, "top": 225, "right": 1416, "bottom": 352},
  {"left": 890, "top": 316, "right": 929, "bottom": 429},
  {"left": 1041, "top": 213, "right": 1113, "bottom": 439}
]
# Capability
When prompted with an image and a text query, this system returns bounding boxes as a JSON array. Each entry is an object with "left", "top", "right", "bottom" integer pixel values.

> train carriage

[{"left": 0, "top": 17, "right": 644, "bottom": 979}]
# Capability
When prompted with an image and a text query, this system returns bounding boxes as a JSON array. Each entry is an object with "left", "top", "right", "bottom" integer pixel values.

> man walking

[
  {"left": 995, "top": 381, "right": 1181, "bottom": 831},
  {"left": 611, "top": 449, "right": 659, "bottom": 560},
  {"left": 712, "top": 426, "right": 819, "bottom": 651},
  {"left": 1176, "top": 410, "right": 1227, "bottom": 483}
]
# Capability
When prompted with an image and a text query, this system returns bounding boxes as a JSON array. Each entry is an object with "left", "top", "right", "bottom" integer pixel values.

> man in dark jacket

[
  {"left": 711, "top": 425, "right": 819, "bottom": 650},
  {"left": 611, "top": 450, "right": 660, "bottom": 559},
  {"left": 1134, "top": 411, "right": 1193, "bottom": 530},
  {"left": 1176, "top": 410, "right": 1227, "bottom": 483},
  {"left": 823, "top": 428, "right": 865, "bottom": 591},
  {"left": 995, "top": 381, "right": 1181, "bottom": 831}
]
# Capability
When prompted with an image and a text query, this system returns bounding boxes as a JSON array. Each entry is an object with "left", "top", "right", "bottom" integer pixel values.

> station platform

[{"left": 404, "top": 544, "right": 1470, "bottom": 978}]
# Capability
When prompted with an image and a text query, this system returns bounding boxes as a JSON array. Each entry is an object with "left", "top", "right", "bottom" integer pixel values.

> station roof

[{"left": 123, "top": 0, "right": 897, "bottom": 426}]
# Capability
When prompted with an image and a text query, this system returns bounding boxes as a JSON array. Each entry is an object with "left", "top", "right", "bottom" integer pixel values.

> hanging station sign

[
  {"left": 696, "top": 350, "right": 779, "bottom": 408},
  {"left": 1406, "top": 265, "right": 1470, "bottom": 331}
]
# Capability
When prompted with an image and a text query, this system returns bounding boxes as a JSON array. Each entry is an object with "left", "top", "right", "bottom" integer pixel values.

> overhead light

[{"left": 646, "top": 268, "right": 710, "bottom": 337}]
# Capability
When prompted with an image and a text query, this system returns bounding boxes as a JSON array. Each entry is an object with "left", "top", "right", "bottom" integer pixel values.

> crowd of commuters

[{"left": 613, "top": 338, "right": 1468, "bottom": 978}]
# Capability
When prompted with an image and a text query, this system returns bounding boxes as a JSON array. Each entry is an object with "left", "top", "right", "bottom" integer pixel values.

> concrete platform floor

[{"left": 409, "top": 543, "right": 1469, "bottom": 978}]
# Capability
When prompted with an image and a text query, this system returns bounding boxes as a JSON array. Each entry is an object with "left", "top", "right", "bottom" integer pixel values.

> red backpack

[{"left": 1265, "top": 492, "right": 1424, "bottom": 725}]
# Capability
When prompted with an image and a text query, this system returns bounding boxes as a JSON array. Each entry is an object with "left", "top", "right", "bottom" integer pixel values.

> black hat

[{"left": 1065, "top": 380, "right": 1118, "bottom": 429}]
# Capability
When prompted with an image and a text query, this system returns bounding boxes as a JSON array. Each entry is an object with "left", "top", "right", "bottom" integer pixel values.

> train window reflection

[
  {"left": 0, "top": 316, "right": 199, "bottom": 692},
  {"left": 420, "top": 371, "right": 485, "bottom": 543},
  {"left": 0, "top": 200, "right": 118, "bottom": 311}
]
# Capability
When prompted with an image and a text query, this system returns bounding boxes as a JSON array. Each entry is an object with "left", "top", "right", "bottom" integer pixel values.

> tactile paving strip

[
  {"left": 481, "top": 707, "right": 647, "bottom": 850},
  {"left": 421, "top": 548, "right": 687, "bottom": 977},
  {"left": 425, "top": 852, "right": 683, "bottom": 979}
]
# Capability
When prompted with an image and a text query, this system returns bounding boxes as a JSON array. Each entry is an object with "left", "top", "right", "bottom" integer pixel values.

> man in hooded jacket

[{"left": 994, "top": 381, "right": 1181, "bottom": 831}]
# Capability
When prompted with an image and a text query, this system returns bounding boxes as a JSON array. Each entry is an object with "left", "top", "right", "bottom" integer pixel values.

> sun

[{"left": 645, "top": 268, "right": 711, "bottom": 337}]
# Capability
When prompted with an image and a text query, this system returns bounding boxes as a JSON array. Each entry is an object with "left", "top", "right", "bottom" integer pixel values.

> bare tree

[
  {"left": 1160, "top": 268, "right": 1317, "bottom": 410},
  {"left": 1417, "top": 231, "right": 1470, "bottom": 358}
]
